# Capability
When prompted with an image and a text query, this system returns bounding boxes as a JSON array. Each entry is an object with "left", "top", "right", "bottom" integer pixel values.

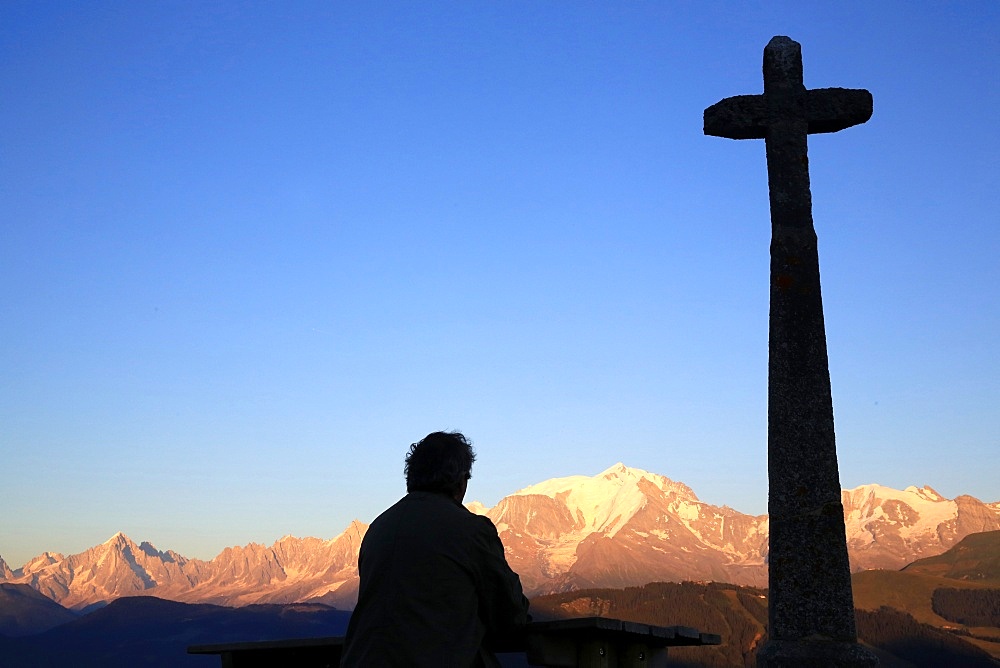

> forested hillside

[{"left": 530, "top": 580, "right": 1000, "bottom": 667}]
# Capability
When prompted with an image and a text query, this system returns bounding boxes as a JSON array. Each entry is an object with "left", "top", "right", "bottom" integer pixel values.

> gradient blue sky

[{"left": 2, "top": 2, "right": 998, "bottom": 568}]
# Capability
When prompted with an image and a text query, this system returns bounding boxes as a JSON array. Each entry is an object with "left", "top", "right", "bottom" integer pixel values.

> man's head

[{"left": 405, "top": 431, "right": 476, "bottom": 501}]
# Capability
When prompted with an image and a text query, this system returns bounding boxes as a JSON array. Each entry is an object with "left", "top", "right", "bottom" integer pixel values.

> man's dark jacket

[{"left": 340, "top": 491, "right": 529, "bottom": 667}]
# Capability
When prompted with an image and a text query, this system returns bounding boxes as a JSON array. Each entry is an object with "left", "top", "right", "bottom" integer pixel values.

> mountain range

[
  {"left": 2, "top": 464, "right": 998, "bottom": 611},
  {"left": 4, "top": 532, "right": 999, "bottom": 667}
]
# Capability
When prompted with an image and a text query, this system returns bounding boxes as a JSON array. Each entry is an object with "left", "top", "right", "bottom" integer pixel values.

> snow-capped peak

[
  {"left": 103, "top": 531, "right": 131, "bottom": 546},
  {"left": 509, "top": 463, "right": 694, "bottom": 535},
  {"left": 903, "top": 485, "right": 944, "bottom": 502},
  {"left": 600, "top": 462, "right": 645, "bottom": 480},
  {"left": 842, "top": 482, "right": 959, "bottom": 543},
  {"left": 844, "top": 483, "right": 951, "bottom": 509},
  {"left": 514, "top": 463, "right": 662, "bottom": 497}
]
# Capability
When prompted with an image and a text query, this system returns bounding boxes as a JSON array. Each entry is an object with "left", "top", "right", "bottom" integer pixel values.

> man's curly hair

[{"left": 404, "top": 431, "right": 476, "bottom": 496}]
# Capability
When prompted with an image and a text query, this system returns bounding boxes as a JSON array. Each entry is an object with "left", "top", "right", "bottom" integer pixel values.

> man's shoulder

[
  {"left": 442, "top": 497, "right": 498, "bottom": 531},
  {"left": 469, "top": 511, "right": 499, "bottom": 531},
  {"left": 372, "top": 492, "right": 500, "bottom": 533},
  {"left": 419, "top": 494, "right": 501, "bottom": 530},
  {"left": 384, "top": 492, "right": 480, "bottom": 518}
]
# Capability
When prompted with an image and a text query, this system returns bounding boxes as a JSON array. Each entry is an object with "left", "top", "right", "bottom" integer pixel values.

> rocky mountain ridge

[
  {"left": 2, "top": 464, "right": 998, "bottom": 610},
  {"left": 2, "top": 523, "right": 365, "bottom": 611}
]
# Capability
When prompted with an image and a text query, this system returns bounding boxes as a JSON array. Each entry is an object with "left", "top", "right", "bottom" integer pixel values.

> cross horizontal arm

[
  {"left": 704, "top": 87, "right": 872, "bottom": 141},
  {"left": 806, "top": 88, "right": 873, "bottom": 134},
  {"left": 703, "top": 95, "right": 767, "bottom": 140}
]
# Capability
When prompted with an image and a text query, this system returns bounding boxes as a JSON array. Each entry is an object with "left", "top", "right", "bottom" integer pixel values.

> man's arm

[{"left": 473, "top": 515, "right": 530, "bottom": 642}]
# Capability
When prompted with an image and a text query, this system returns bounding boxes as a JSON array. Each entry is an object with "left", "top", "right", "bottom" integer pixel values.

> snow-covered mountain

[
  {"left": 843, "top": 484, "right": 1000, "bottom": 570},
  {"left": 2, "top": 464, "right": 997, "bottom": 611},
  {"left": 485, "top": 463, "right": 769, "bottom": 593}
]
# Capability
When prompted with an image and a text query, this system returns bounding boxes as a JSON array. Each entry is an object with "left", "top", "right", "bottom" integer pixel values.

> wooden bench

[{"left": 188, "top": 616, "right": 721, "bottom": 667}]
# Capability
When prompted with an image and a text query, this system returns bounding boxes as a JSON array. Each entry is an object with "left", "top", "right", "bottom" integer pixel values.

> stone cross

[{"left": 704, "top": 37, "right": 878, "bottom": 666}]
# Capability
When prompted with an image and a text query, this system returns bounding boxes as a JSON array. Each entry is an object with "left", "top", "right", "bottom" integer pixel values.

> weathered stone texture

[{"left": 705, "top": 36, "right": 877, "bottom": 666}]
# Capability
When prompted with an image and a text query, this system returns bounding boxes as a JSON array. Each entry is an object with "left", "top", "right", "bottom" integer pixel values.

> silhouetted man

[{"left": 341, "top": 431, "right": 529, "bottom": 667}]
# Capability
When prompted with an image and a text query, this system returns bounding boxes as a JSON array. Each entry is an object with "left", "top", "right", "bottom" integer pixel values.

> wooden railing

[{"left": 188, "top": 616, "right": 721, "bottom": 667}]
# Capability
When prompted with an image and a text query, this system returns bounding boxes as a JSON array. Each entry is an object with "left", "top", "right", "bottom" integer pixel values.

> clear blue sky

[{"left": 2, "top": 2, "right": 997, "bottom": 568}]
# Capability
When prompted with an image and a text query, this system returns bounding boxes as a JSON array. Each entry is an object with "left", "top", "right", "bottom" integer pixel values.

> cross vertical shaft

[{"left": 704, "top": 37, "right": 877, "bottom": 666}]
